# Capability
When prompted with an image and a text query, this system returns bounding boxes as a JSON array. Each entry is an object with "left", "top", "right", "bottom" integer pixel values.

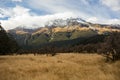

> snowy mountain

[
  {"left": 45, "top": 17, "right": 88, "bottom": 27},
  {"left": 7, "top": 17, "right": 120, "bottom": 49}
]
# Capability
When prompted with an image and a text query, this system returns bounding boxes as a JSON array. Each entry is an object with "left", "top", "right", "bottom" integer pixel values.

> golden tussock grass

[{"left": 0, "top": 53, "right": 120, "bottom": 80}]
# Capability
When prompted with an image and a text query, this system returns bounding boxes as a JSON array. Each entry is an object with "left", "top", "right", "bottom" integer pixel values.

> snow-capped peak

[{"left": 45, "top": 17, "right": 87, "bottom": 27}]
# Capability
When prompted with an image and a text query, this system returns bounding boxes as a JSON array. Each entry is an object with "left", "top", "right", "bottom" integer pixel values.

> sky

[{"left": 0, "top": 0, "right": 120, "bottom": 30}]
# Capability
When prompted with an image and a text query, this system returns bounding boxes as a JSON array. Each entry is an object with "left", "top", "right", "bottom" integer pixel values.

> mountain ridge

[{"left": 7, "top": 18, "right": 120, "bottom": 49}]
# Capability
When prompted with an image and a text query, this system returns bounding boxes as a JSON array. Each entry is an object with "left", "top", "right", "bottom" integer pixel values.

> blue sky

[{"left": 0, "top": 0, "right": 120, "bottom": 30}]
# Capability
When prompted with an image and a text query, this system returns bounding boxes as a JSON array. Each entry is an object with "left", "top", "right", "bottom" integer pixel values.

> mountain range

[{"left": 7, "top": 18, "right": 120, "bottom": 49}]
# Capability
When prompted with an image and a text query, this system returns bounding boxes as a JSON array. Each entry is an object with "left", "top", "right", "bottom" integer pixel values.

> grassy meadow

[{"left": 0, "top": 53, "right": 120, "bottom": 80}]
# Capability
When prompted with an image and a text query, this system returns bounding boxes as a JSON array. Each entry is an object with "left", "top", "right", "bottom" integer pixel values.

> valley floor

[{"left": 0, "top": 53, "right": 120, "bottom": 80}]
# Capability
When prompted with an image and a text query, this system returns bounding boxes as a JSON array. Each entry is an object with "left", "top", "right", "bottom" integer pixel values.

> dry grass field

[{"left": 0, "top": 53, "right": 120, "bottom": 80}]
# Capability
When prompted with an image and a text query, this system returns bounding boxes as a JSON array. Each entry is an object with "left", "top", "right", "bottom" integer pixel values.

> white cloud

[
  {"left": 27, "top": 0, "right": 117, "bottom": 20},
  {"left": 100, "top": 0, "right": 120, "bottom": 11},
  {"left": 28, "top": 0, "right": 91, "bottom": 18},
  {"left": 1, "top": 6, "right": 76, "bottom": 30},
  {"left": 12, "top": 6, "right": 30, "bottom": 17},
  {"left": 28, "top": 0, "right": 70, "bottom": 13},
  {"left": 12, "top": 0, "right": 22, "bottom": 2},
  {"left": 0, "top": 1, "right": 120, "bottom": 30},
  {"left": 0, "top": 6, "right": 29, "bottom": 18},
  {"left": 106, "top": 19, "right": 120, "bottom": 24},
  {"left": 98, "top": 18, "right": 120, "bottom": 25},
  {"left": 87, "top": 17, "right": 120, "bottom": 25},
  {"left": 0, "top": 8, "right": 12, "bottom": 18},
  {"left": 87, "top": 17, "right": 98, "bottom": 23}
]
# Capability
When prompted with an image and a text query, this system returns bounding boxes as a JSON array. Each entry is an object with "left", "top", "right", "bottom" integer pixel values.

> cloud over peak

[
  {"left": 1, "top": 6, "right": 77, "bottom": 30},
  {"left": 0, "top": 0, "right": 120, "bottom": 30}
]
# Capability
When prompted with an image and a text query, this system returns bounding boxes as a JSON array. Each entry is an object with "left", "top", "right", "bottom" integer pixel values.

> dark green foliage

[
  {"left": 0, "top": 29, "right": 10, "bottom": 54},
  {"left": 70, "top": 30, "right": 97, "bottom": 39},
  {"left": 50, "top": 32, "right": 70, "bottom": 41},
  {"left": 29, "top": 33, "right": 50, "bottom": 46},
  {"left": 0, "top": 25, "right": 19, "bottom": 55}
]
